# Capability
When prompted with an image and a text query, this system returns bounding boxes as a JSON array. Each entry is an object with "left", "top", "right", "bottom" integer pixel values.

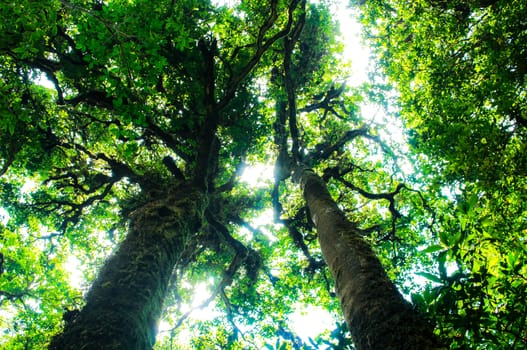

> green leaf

[
  {"left": 467, "top": 194, "right": 478, "bottom": 213},
  {"left": 108, "top": 124, "right": 120, "bottom": 138},
  {"left": 416, "top": 272, "right": 442, "bottom": 284},
  {"left": 123, "top": 142, "right": 138, "bottom": 158},
  {"left": 421, "top": 244, "right": 444, "bottom": 254}
]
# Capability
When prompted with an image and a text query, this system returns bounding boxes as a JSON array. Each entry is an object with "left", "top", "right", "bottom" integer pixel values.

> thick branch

[
  {"left": 26, "top": 58, "right": 65, "bottom": 104},
  {"left": 217, "top": 0, "right": 304, "bottom": 110},
  {"left": 300, "top": 83, "right": 347, "bottom": 119},
  {"left": 193, "top": 39, "right": 220, "bottom": 190},
  {"left": 205, "top": 209, "right": 248, "bottom": 257},
  {"left": 145, "top": 116, "right": 192, "bottom": 163},
  {"left": 64, "top": 91, "right": 115, "bottom": 109},
  {"left": 215, "top": 159, "right": 245, "bottom": 193},
  {"left": 0, "top": 138, "right": 18, "bottom": 177},
  {"left": 305, "top": 127, "right": 370, "bottom": 164},
  {"left": 283, "top": 2, "right": 306, "bottom": 162}
]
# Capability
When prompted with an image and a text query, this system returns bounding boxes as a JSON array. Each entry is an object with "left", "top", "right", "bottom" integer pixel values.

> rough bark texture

[
  {"left": 49, "top": 185, "right": 206, "bottom": 350},
  {"left": 296, "top": 166, "right": 444, "bottom": 350}
]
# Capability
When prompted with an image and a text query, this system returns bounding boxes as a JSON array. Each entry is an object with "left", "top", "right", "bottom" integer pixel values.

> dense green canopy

[
  {"left": 0, "top": 0, "right": 525, "bottom": 349},
  {"left": 355, "top": 0, "right": 527, "bottom": 348}
]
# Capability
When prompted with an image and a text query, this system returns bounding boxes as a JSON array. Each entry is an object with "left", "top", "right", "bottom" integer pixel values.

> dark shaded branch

[
  {"left": 145, "top": 116, "right": 192, "bottom": 163},
  {"left": 272, "top": 98, "right": 292, "bottom": 224},
  {"left": 217, "top": 0, "right": 304, "bottom": 110},
  {"left": 198, "top": 38, "right": 217, "bottom": 107},
  {"left": 0, "top": 290, "right": 29, "bottom": 307},
  {"left": 193, "top": 39, "right": 220, "bottom": 190},
  {"left": 305, "top": 127, "right": 370, "bottom": 164},
  {"left": 166, "top": 249, "right": 245, "bottom": 335},
  {"left": 277, "top": 323, "right": 304, "bottom": 349},
  {"left": 58, "top": 139, "right": 138, "bottom": 181},
  {"left": 95, "top": 153, "right": 138, "bottom": 181},
  {"left": 162, "top": 156, "right": 185, "bottom": 180},
  {"left": 300, "top": 83, "right": 347, "bottom": 120},
  {"left": 193, "top": 128, "right": 220, "bottom": 191},
  {"left": 25, "top": 58, "right": 65, "bottom": 104},
  {"left": 215, "top": 159, "right": 245, "bottom": 193},
  {"left": 283, "top": 1, "right": 306, "bottom": 163},
  {"left": 36, "top": 181, "right": 115, "bottom": 234},
  {"left": 233, "top": 217, "right": 269, "bottom": 245},
  {"left": 205, "top": 209, "right": 263, "bottom": 284},
  {"left": 341, "top": 181, "right": 406, "bottom": 208},
  {"left": 322, "top": 163, "right": 373, "bottom": 182},
  {"left": 339, "top": 178, "right": 406, "bottom": 238},
  {"left": 54, "top": 27, "right": 86, "bottom": 64},
  {"left": 45, "top": 171, "right": 110, "bottom": 195},
  {"left": 0, "top": 138, "right": 18, "bottom": 177},
  {"left": 282, "top": 217, "right": 325, "bottom": 272},
  {"left": 205, "top": 209, "right": 248, "bottom": 256},
  {"left": 64, "top": 91, "right": 115, "bottom": 109},
  {"left": 271, "top": 172, "right": 325, "bottom": 272},
  {"left": 166, "top": 213, "right": 253, "bottom": 336}
]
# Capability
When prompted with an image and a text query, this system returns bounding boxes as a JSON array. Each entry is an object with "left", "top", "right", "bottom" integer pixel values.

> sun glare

[
  {"left": 290, "top": 305, "right": 337, "bottom": 342},
  {"left": 240, "top": 163, "right": 274, "bottom": 187},
  {"left": 0, "top": 208, "right": 9, "bottom": 225},
  {"left": 65, "top": 255, "right": 84, "bottom": 290}
]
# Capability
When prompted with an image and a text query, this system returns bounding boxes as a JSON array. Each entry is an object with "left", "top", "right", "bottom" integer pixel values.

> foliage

[
  {"left": 0, "top": 223, "right": 81, "bottom": 349},
  {"left": 355, "top": 0, "right": 527, "bottom": 348},
  {"left": 1, "top": 0, "right": 525, "bottom": 349},
  {"left": 1, "top": 0, "right": 355, "bottom": 348}
]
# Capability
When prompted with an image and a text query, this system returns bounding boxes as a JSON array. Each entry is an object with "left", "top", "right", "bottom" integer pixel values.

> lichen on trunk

[
  {"left": 295, "top": 165, "right": 444, "bottom": 350},
  {"left": 49, "top": 185, "right": 207, "bottom": 350}
]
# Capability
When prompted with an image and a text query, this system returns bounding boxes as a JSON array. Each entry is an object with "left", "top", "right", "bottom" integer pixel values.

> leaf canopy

[
  {"left": 355, "top": 0, "right": 527, "bottom": 347},
  {"left": 1, "top": 0, "right": 526, "bottom": 349}
]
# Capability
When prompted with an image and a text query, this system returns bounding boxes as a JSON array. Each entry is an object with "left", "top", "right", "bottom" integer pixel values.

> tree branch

[
  {"left": 305, "top": 127, "right": 370, "bottom": 164},
  {"left": 339, "top": 178, "right": 406, "bottom": 238},
  {"left": 283, "top": 2, "right": 306, "bottom": 163},
  {"left": 217, "top": 0, "right": 304, "bottom": 110}
]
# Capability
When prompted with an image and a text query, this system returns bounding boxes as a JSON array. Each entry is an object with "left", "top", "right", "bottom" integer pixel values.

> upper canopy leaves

[
  {"left": 4, "top": 0, "right": 522, "bottom": 348},
  {"left": 356, "top": 0, "right": 527, "bottom": 347}
]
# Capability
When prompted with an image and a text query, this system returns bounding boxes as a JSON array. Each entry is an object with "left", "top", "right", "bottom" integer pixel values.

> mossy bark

[
  {"left": 49, "top": 185, "right": 207, "bottom": 350},
  {"left": 296, "top": 166, "right": 444, "bottom": 350}
]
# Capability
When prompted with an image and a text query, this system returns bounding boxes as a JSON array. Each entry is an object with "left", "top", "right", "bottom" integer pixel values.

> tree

[
  {"left": 354, "top": 0, "right": 527, "bottom": 348},
  {"left": 2, "top": 0, "right": 307, "bottom": 348},
  {"left": 265, "top": 16, "right": 443, "bottom": 347},
  {"left": 288, "top": 165, "right": 441, "bottom": 349}
]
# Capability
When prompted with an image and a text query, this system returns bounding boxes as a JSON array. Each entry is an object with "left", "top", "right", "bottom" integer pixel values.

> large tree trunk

[
  {"left": 49, "top": 185, "right": 206, "bottom": 350},
  {"left": 295, "top": 166, "right": 444, "bottom": 350}
]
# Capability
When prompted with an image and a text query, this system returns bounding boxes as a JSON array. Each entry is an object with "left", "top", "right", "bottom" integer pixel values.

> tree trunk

[
  {"left": 49, "top": 185, "right": 207, "bottom": 350},
  {"left": 294, "top": 166, "right": 445, "bottom": 350}
]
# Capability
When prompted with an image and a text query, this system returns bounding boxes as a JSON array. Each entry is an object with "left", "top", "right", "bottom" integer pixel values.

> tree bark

[
  {"left": 294, "top": 166, "right": 445, "bottom": 350},
  {"left": 49, "top": 185, "right": 207, "bottom": 350}
]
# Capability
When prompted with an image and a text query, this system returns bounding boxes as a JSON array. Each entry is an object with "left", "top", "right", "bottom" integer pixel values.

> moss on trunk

[
  {"left": 49, "top": 185, "right": 206, "bottom": 350},
  {"left": 296, "top": 166, "right": 445, "bottom": 350}
]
